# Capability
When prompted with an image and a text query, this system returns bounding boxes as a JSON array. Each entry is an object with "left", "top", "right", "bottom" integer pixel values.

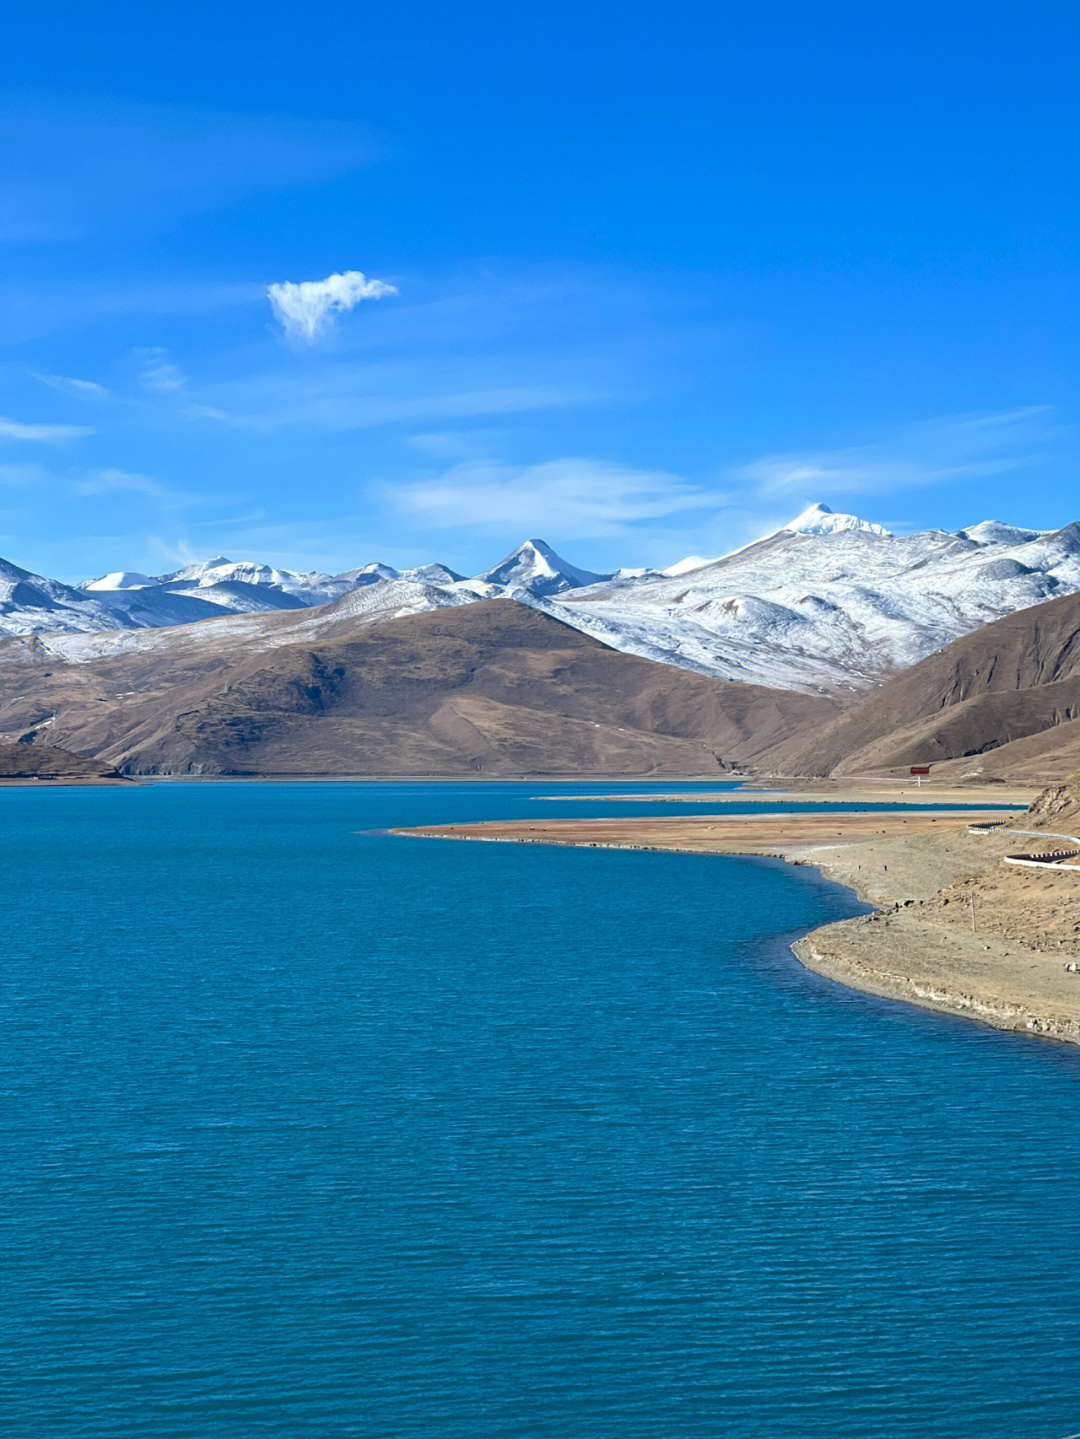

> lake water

[{"left": 3, "top": 781, "right": 1078, "bottom": 1438}]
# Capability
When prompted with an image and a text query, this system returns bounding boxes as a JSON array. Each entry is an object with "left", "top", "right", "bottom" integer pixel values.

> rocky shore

[{"left": 785, "top": 825, "right": 1080, "bottom": 1044}]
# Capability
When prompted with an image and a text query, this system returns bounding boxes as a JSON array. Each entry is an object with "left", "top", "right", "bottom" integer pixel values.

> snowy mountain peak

[
  {"left": 960, "top": 520, "right": 1043, "bottom": 547},
  {"left": 663, "top": 554, "right": 717, "bottom": 577},
  {"left": 83, "top": 571, "right": 157, "bottom": 591},
  {"left": 476, "top": 539, "right": 609, "bottom": 596},
  {"left": 167, "top": 558, "right": 279, "bottom": 587},
  {"left": 173, "top": 555, "right": 231, "bottom": 576},
  {"left": 405, "top": 562, "right": 464, "bottom": 585},
  {"left": 335, "top": 562, "right": 401, "bottom": 585},
  {"left": 783, "top": 502, "right": 892, "bottom": 538}
]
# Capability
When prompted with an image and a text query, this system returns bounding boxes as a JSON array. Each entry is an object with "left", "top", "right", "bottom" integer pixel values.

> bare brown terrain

[
  {"left": 789, "top": 589, "right": 1080, "bottom": 782},
  {"left": 1, "top": 572, "right": 1079, "bottom": 785},
  {"left": 536, "top": 779, "right": 1036, "bottom": 805},
  {"left": 392, "top": 808, "right": 1015, "bottom": 853},
  {"left": 791, "top": 819, "right": 1080, "bottom": 1045},
  {"left": 0, "top": 600, "right": 838, "bottom": 777}
]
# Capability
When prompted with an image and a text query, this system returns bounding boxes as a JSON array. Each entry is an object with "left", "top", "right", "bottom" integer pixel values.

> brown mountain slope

[
  {"left": 908, "top": 718, "right": 1080, "bottom": 786},
  {"left": 790, "top": 591, "right": 1080, "bottom": 778},
  {"left": 0, "top": 599, "right": 838, "bottom": 777}
]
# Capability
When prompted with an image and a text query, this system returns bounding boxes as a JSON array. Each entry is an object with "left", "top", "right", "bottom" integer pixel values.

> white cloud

[
  {"left": 393, "top": 459, "right": 713, "bottom": 538},
  {"left": 137, "top": 347, "right": 187, "bottom": 392},
  {"left": 739, "top": 407, "right": 1056, "bottom": 498},
  {"left": 0, "top": 416, "right": 92, "bottom": 443},
  {"left": 267, "top": 269, "right": 398, "bottom": 344}
]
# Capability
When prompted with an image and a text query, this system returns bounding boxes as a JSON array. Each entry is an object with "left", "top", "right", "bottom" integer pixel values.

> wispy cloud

[
  {"left": 72, "top": 468, "right": 170, "bottom": 499},
  {"left": 0, "top": 416, "right": 92, "bottom": 443},
  {"left": 193, "top": 382, "right": 591, "bottom": 434},
  {"left": 393, "top": 458, "right": 712, "bottom": 538},
  {"left": 739, "top": 407, "right": 1056, "bottom": 498},
  {"left": 267, "top": 270, "right": 398, "bottom": 344},
  {"left": 0, "top": 277, "right": 265, "bottom": 346},
  {"left": 137, "top": 347, "right": 187, "bottom": 392},
  {"left": 33, "top": 373, "right": 111, "bottom": 399},
  {"left": 407, "top": 429, "right": 510, "bottom": 461},
  {"left": 0, "top": 462, "right": 50, "bottom": 485},
  {"left": 71, "top": 468, "right": 230, "bottom": 512},
  {"left": 0, "top": 98, "right": 374, "bottom": 244}
]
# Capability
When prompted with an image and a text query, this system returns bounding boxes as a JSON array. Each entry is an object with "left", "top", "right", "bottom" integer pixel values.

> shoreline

[
  {"left": 0, "top": 771, "right": 1039, "bottom": 803},
  {"left": 391, "top": 804, "right": 1080, "bottom": 1048},
  {"left": 533, "top": 783, "right": 1035, "bottom": 807},
  {"left": 0, "top": 777, "right": 742, "bottom": 788},
  {"left": 0, "top": 773, "right": 134, "bottom": 786},
  {"left": 790, "top": 932, "right": 1080, "bottom": 1044}
]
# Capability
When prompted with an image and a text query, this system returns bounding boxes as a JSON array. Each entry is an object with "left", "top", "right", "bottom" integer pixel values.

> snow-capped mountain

[
  {"left": 554, "top": 513, "right": 1080, "bottom": 691},
  {"left": 655, "top": 504, "right": 890, "bottom": 577},
  {"left": 73, "top": 557, "right": 350, "bottom": 623},
  {"left": 336, "top": 561, "right": 464, "bottom": 586},
  {"left": 782, "top": 501, "right": 892, "bottom": 538},
  {"left": 83, "top": 571, "right": 157, "bottom": 591},
  {"left": 471, "top": 539, "right": 610, "bottom": 596},
  {"left": 6, "top": 506, "right": 1080, "bottom": 694},
  {"left": 156, "top": 557, "right": 352, "bottom": 609},
  {"left": 1, "top": 556, "right": 129, "bottom": 634}
]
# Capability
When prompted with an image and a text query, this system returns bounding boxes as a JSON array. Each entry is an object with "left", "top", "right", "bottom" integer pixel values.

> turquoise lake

[{"left": 2, "top": 781, "right": 1078, "bottom": 1438}]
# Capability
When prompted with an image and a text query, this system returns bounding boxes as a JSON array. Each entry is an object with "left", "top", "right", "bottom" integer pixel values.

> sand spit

[
  {"left": 394, "top": 805, "right": 1080, "bottom": 1045},
  {"left": 391, "top": 810, "right": 1016, "bottom": 856},
  {"left": 534, "top": 782, "right": 1035, "bottom": 806}
]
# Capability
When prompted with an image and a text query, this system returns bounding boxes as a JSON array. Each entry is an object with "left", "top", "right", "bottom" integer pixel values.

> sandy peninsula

[
  {"left": 536, "top": 778, "right": 1036, "bottom": 806},
  {"left": 394, "top": 792, "right": 1080, "bottom": 1046}
]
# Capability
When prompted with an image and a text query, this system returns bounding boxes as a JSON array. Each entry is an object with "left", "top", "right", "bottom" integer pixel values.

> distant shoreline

[
  {"left": 0, "top": 771, "right": 736, "bottom": 787},
  {"left": 0, "top": 771, "right": 1039, "bottom": 801},
  {"left": 0, "top": 771, "right": 736, "bottom": 794},
  {"left": 0, "top": 775, "right": 133, "bottom": 786}
]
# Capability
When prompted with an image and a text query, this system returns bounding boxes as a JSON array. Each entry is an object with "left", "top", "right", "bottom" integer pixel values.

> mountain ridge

[
  {"left": 5, "top": 505, "right": 1080, "bottom": 695},
  {"left": 0, "top": 599, "right": 838, "bottom": 778}
]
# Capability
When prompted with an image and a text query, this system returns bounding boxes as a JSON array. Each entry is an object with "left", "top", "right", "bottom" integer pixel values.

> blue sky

[{"left": 2, "top": 0, "right": 1078, "bottom": 579}]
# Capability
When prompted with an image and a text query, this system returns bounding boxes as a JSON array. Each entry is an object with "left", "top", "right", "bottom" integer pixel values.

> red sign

[{"left": 909, "top": 765, "right": 931, "bottom": 776}]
